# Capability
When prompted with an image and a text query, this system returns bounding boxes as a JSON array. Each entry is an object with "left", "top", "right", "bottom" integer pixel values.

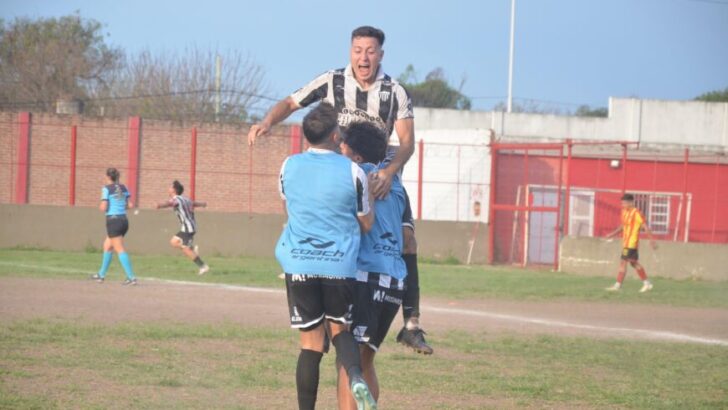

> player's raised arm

[
  {"left": 374, "top": 117, "right": 415, "bottom": 199},
  {"left": 247, "top": 97, "right": 300, "bottom": 145}
]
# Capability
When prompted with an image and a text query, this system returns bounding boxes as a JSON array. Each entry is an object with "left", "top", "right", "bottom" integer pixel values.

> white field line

[{"left": 1, "top": 261, "right": 727, "bottom": 347}]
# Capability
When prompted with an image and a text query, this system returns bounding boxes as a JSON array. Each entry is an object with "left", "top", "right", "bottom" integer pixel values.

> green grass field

[
  {"left": 1, "top": 248, "right": 727, "bottom": 308},
  {"left": 1, "top": 248, "right": 727, "bottom": 409},
  {"left": 1, "top": 320, "right": 726, "bottom": 409}
]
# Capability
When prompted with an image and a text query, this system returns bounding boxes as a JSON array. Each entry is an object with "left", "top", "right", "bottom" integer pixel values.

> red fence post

[
  {"left": 487, "top": 137, "right": 497, "bottom": 265},
  {"left": 248, "top": 144, "right": 254, "bottom": 214},
  {"left": 680, "top": 148, "right": 689, "bottom": 241},
  {"left": 290, "top": 125, "right": 303, "bottom": 154},
  {"left": 190, "top": 127, "right": 198, "bottom": 201},
  {"left": 417, "top": 139, "right": 424, "bottom": 220},
  {"left": 620, "top": 143, "right": 628, "bottom": 194},
  {"left": 711, "top": 156, "right": 720, "bottom": 242},
  {"left": 14, "top": 112, "right": 31, "bottom": 204},
  {"left": 563, "top": 139, "right": 573, "bottom": 236},
  {"left": 69, "top": 125, "right": 77, "bottom": 206},
  {"left": 127, "top": 116, "right": 142, "bottom": 208},
  {"left": 554, "top": 145, "right": 564, "bottom": 271}
]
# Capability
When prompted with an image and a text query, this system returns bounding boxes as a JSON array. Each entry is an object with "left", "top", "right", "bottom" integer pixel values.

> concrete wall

[
  {"left": 413, "top": 98, "right": 728, "bottom": 151},
  {"left": 0, "top": 204, "right": 490, "bottom": 264},
  {"left": 559, "top": 236, "right": 728, "bottom": 281}
]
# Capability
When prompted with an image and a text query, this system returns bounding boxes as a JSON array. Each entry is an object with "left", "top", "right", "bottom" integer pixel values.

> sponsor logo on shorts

[
  {"left": 353, "top": 325, "right": 369, "bottom": 341},
  {"left": 291, "top": 306, "right": 303, "bottom": 323},
  {"left": 372, "top": 290, "right": 403, "bottom": 305}
]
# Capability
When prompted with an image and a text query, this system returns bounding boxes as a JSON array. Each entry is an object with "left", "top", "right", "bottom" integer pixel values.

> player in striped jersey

[
  {"left": 605, "top": 193, "right": 657, "bottom": 293},
  {"left": 248, "top": 25, "right": 433, "bottom": 355},
  {"left": 156, "top": 180, "right": 210, "bottom": 275}
]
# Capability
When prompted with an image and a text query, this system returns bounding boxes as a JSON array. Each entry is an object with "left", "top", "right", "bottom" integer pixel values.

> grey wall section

[
  {"left": 414, "top": 98, "right": 728, "bottom": 152},
  {"left": 0, "top": 204, "right": 489, "bottom": 264},
  {"left": 560, "top": 237, "right": 728, "bottom": 281}
]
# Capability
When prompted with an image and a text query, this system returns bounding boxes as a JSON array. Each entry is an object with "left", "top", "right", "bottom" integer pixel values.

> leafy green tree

[
  {"left": 574, "top": 105, "right": 608, "bottom": 117},
  {"left": 0, "top": 14, "right": 122, "bottom": 111},
  {"left": 695, "top": 87, "right": 728, "bottom": 103},
  {"left": 398, "top": 65, "right": 471, "bottom": 110}
]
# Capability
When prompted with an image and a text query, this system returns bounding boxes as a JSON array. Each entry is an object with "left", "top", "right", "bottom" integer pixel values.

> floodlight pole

[{"left": 507, "top": 0, "right": 516, "bottom": 113}]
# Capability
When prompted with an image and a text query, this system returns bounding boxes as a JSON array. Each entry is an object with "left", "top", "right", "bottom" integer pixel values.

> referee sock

[
  {"left": 402, "top": 253, "right": 421, "bottom": 326},
  {"left": 98, "top": 251, "right": 113, "bottom": 278},
  {"left": 193, "top": 256, "right": 205, "bottom": 268},
  {"left": 331, "top": 332, "right": 363, "bottom": 382},
  {"left": 296, "top": 349, "right": 323, "bottom": 410},
  {"left": 118, "top": 252, "right": 136, "bottom": 280}
]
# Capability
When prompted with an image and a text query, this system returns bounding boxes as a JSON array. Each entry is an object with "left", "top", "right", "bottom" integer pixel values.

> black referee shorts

[{"left": 106, "top": 215, "right": 129, "bottom": 238}]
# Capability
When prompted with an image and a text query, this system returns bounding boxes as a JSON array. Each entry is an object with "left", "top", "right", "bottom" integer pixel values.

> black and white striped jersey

[
  {"left": 290, "top": 65, "right": 414, "bottom": 140},
  {"left": 168, "top": 195, "right": 197, "bottom": 233}
]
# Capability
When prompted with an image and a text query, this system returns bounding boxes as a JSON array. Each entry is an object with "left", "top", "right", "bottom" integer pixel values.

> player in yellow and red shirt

[{"left": 605, "top": 193, "right": 658, "bottom": 293}]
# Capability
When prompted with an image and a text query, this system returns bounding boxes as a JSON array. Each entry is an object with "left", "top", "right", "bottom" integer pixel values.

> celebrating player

[
  {"left": 605, "top": 193, "right": 657, "bottom": 293},
  {"left": 337, "top": 122, "right": 407, "bottom": 409},
  {"left": 156, "top": 180, "right": 210, "bottom": 275},
  {"left": 249, "top": 25, "right": 432, "bottom": 355},
  {"left": 276, "top": 103, "right": 377, "bottom": 410},
  {"left": 90, "top": 168, "right": 137, "bottom": 285}
]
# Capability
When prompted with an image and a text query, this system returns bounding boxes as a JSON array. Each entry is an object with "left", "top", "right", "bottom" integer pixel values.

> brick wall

[{"left": 0, "top": 111, "right": 294, "bottom": 214}]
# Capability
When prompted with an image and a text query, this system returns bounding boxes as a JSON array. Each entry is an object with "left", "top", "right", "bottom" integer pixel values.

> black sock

[
  {"left": 402, "top": 253, "right": 420, "bottom": 322},
  {"left": 331, "top": 332, "right": 362, "bottom": 382},
  {"left": 296, "top": 349, "right": 323, "bottom": 410},
  {"left": 193, "top": 256, "right": 205, "bottom": 267}
]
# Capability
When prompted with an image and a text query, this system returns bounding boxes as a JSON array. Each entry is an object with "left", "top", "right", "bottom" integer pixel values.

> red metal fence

[
  {"left": 0, "top": 112, "right": 490, "bottom": 223},
  {"left": 489, "top": 139, "right": 728, "bottom": 269}
]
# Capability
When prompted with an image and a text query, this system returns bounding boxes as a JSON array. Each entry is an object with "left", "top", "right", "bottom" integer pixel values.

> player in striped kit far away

[{"left": 156, "top": 180, "right": 210, "bottom": 275}]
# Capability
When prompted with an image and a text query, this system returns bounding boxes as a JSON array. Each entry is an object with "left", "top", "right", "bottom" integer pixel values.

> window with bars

[{"left": 634, "top": 194, "right": 670, "bottom": 235}]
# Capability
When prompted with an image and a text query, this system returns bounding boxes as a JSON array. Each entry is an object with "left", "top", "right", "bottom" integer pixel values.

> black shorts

[
  {"left": 174, "top": 231, "right": 195, "bottom": 248},
  {"left": 351, "top": 272, "right": 405, "bottom": 351},
  {"left": 285, "top": 274, "right": 355, "bottom": 331},
  {"left": 106, "top": 215, "right": 129, "bottom": 238},
  {"left": 402, "top": 188, "right": 415, "bottom": 231},
  {"left": 621, "top": 248, "right": 639, "bottom": 261}
]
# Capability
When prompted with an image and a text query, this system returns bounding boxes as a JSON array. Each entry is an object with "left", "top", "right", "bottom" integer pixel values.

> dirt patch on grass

[{"left": 1, "top": 276, "right": 727, "bottom": 344}]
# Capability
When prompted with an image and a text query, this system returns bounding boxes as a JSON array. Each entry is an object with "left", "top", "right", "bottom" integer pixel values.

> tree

[
  {"left": 0, "top": 14, "right": 122, "bottom": 111},
  {"left": 574, "top": 105, "right": 608, "bottom": 117},
  {"left": 92, "top": 47, "right": 268, "bottom": 123},
  {"left": 492, "top": 100, "right": 565, "bottom": 115},
  {"left": 398, "top": 65, "right": 471, "bottom": 110},
  {"left": 695, "top": 87, "right": 728, "bottom": 103}
]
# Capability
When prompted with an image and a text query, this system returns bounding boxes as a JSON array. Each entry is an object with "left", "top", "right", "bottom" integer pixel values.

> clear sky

[{"left": 3, "top": 0, "right": 728, "bottom": 114}]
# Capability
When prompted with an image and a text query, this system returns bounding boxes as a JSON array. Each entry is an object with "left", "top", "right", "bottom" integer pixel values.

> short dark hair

[
  {"left": 106, "top": 167, "right": 119, "bottom": 182},
  {"left": 172, "top": 180, "right": 184, "bottom": 195},
  {"left": 351, "top": 26, "right": 385, "bottom": 46},
  {"left": 621, "top": 193, "right": 635, "bottom": 201},
  {"left": 343, "top": 122, "right": 388, "bottom": 164},
  {"left": 302, "top": 102, "right": 339, "bottom": 145}
]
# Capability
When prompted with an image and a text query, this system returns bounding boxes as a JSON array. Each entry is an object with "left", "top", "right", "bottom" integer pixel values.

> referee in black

[{"left": 248, "top": 26, "right": 432, "bottom": 355}]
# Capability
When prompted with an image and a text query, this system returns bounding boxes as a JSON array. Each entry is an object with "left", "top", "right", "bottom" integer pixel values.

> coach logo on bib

[{"left": 298, "top": 237, "right": 335, "bottom": 249}]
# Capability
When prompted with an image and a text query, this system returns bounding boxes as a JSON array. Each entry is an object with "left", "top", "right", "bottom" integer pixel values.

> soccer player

[
  {"left": 249, "top": 25, "right": 432, "bottom": 355},
  {"left": 276, "top": 103, "right": 377, "bottom": 410},
  {"left": 156, "top": 180, "right": 210, "bottom": 275},
  {"left": 337, "top": 122, "right": 407, "bottom": 409},
  {"left": 605, "top": 193, "right": 658, "bottom": 293},
  {"left": 90, "top": 168, "right": 137, "bottom": 285}
]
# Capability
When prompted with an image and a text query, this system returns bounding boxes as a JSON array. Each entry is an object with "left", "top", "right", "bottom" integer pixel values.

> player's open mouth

[{"left": 358, "top": 65, "right": 371, "bottom": 75}]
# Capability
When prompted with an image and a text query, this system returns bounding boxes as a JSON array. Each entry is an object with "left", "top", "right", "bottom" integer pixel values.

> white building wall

[{"left": 413, "top": 98, "right": 728, "bottom": 151}]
